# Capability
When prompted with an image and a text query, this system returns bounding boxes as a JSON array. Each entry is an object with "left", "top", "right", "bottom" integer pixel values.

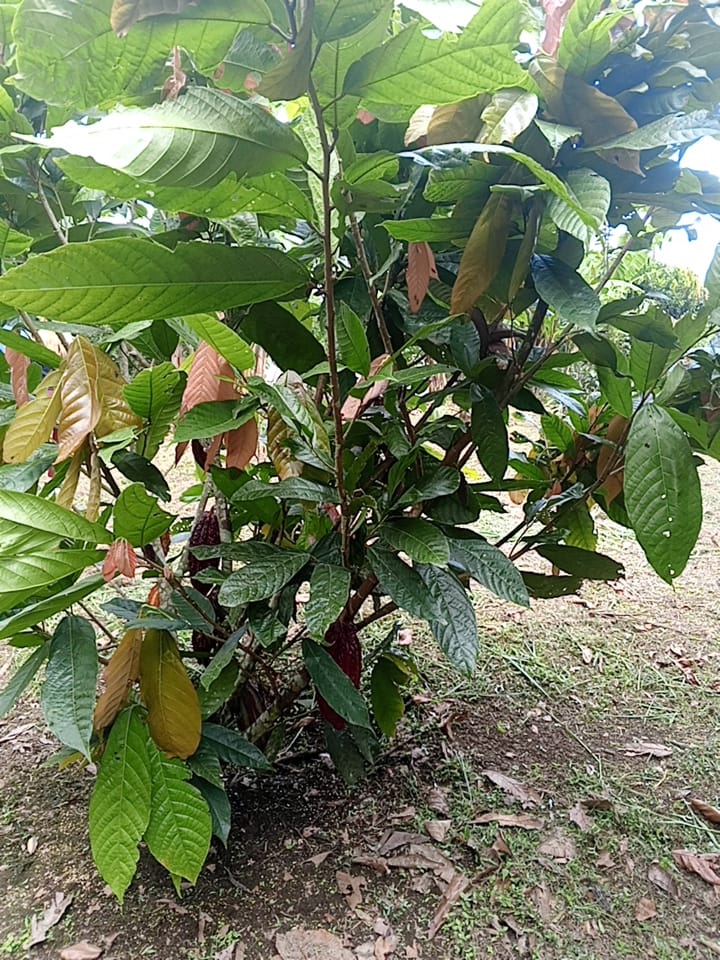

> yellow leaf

[
  {"left": 94, "top": 629, "right": 143, "bottom": 731},
  {"left": 94, "top": 349, "right": 142, "bottom": 438},
  {"left": 139, "top": 629, "right": 201, "bottom": 759},
  {"left": 86, "top": 448, "right": 102, "bottom": 522},
  {"left": 57, "top": 337, "right": 102, "bottom": 461},
  {"left": 56, "top": 446, "right": 84, "bottom": 510},
  {"left": 450, "top": 192, "right": 518, "bottom": 315},
  {"left": 2, "top": 370, "right": 62, "bottom": 464}
]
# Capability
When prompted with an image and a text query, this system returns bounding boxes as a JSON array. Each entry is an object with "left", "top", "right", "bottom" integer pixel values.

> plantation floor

[{"left": 1, "top": 462, "right": 720, "bottom": 960}]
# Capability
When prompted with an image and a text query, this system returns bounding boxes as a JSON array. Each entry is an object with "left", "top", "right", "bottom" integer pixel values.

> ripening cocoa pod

[
  {"left": 317, "top": 619, "right": 361, "bottom": 732},
  {"left": 188, "top": 507, "right": 221, "bottom": 595}
]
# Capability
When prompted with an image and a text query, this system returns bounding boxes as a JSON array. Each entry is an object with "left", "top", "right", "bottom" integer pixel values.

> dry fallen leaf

[
  {"left": 336, "top": 871, "right": 366, "bottom": 911},
  {"left": 690, "top": 798, "right": 720, "bottom": 826},
  {"left": 388, "top": 843, "right": 456, "bottom": 882},
  {"left": 390, "top": 805, "right": 416, "bottom": 822},
  {"left": 428, "top": 872, "right": 471, "bottom": 940},
  {"left": 482, "top": 770, "right": 541, "bottom": 808},
  {"left": 352, "top": 854, "right": 390, "bottom": 876},
  {"left": 538, "top": 832, "right": 577, "bottom": 863},
  {"left": 672, "top": 850, "right": 720, "bottom": 886},
  {"left": 634, "top": 897, "right": 657, "bottom": 922},
  {"left": 26, "top": 835, "right": 39, "bottom": 855},
  {"left": 622, "top": 741, "right": 672, "bottom": 759},
  {"left": 596, "top": 851, "right": 614, "bottom": 869},
  {"left": 214, "top": 944, "right": 245, "bottom": 960},
  {"left": 648, "top": 862, "right": 678, "bottom": 897},
  {"left": 275, "top": 928, "right": 355, "bottom": 960},
  {"left": 427, "top": 787, "right": 451, "bottom": 817},
  {"left": 377, "top": 831, "right": 426, "bottom": 856},
  {"left": 424, "top": 819, "right": 451, "bottom": 843},
  {"left": 568, "top": 802, "right": 592, "bottom": 832},
  {"left": 473, "top": 812, "right": 543, "bottom": 830},
  {"left": 28, "top": 891, "right": 74, "bottom": 947},
  {"left": 528, "top": 883, "right": 555, "bottom": 923},
  {"left": 307, "top": 850, "right": 332, "bottom": 867},
  {"left": 59, "top": 943, "right": 103, "bottom": 960}
]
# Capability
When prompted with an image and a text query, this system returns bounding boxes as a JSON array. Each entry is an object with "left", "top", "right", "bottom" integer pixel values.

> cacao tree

[{"left": 0, "top": 0, "right": 719, "bottom": 899}]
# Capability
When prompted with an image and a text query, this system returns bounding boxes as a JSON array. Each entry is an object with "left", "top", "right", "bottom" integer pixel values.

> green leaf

[
  {"left": 478, "top": 89, "right": 538, "bottom": 145},
  {"left": 589, "top": 110, "right": 720, "bottom": 151},
  {"left": 0, "top": 490, "right": 108, "bottom": 543},
  {"left": 113, "top": 483, "right": 174, "bottom": 547},
  {"left": 314, "top": 0, "right": 387, "bottom": 41},
  {"left": 416, "top": 565, "right": 478, "bottom": 675},
  {"left": 302, "top": 638, "right": 371, "bottom": 729},
  {"left": 201, "top": 721, "right": 271, "bottom": 770},
  {"left": 531, "top": 255, "right": 600, "bottom": 331},
  {"left": 0, "top": 576, "right": 101, "bottom": 642},
  {"left": 218, "top": 548, "right": 310, "bottom": 606},
  {"left": 31, "top": 88, "right": 305, "bottom": 184},
  {"left": 0, "top": 641, "right": 49, "bottom": 721},
  {"left": 231, "top": 478, "right": 340, "bottom": 504},
  {"left": 371, "top": 654, "right": 410, "bottom": 738},
  {"left": 198, "top": 661, "right": 239, "bottom": 719},
  {"left": 336, "top": 303, "right": 371, "bottom": 376},
  {"left": 597, "top": 367, "right": 633, "bottom": 418},
  {"left": 558, "top": 0, "right": 628, "bottom": 75},
  {"left": 41, "top": 616, "right": 98, "bottom": 760},
  {"left": 344, "top": 0, "right": 530, "bottom": 111},
  {"left": 124, "top": 363, "right": 186, "bottom": 460},
  {"left": 88, "top": 706, "right": 151, "bottom": 903},
  {"left": 368, "top": 546, "right": 448, "bottom": 621},
  {"left": 629, "top": 339, "right": 671, "bottom": 393},
  {"left": 111, "top": 450, "right": 171, "bottom": 503},
  {"left": 200, "top": 633, "right": 240, "bottom": 691},
  {"left": 175, "top": 400, "right": 256, "bottom": 443},
  {"left": 0, "top": 328, "right": 61, "bottom": 369},
  {"left": 522, "top": 572, "right": 582, "bottom": 598},
  {"left": 145, "top": 741, "right": 212, "bottom": 886},
  {"left": 470, "top": 385, "right": 508, "bottom": 480},
  {"left": 184, "top": 314, "right": 254, "bottom": 371},
  {"left": 536, "top": 544, "right": 623, "bottom": 580},
  {"left": 0, "top": 548, "right": 104, "bottom": 611},
  {"left": 187, "top": 741, "right": 224, "bottom": 788},
  {"left": 447, "top": 534, "right": 529, "bottom": 607},
  {"left": 395, "top": 466, "right": 461, "bottom": 508},
  {"left": 379, "top": 519, "right": 449, "bottom": 566},
  {"left": 606, "top": 312, "right": 678, "bottom": 349},
  {"left": 240, "top": 302, "right": 325, "bottom": 374},
  {"left": 546, "top": 169, "right": 610, "bottom": 247},
  {"left": 0, "top": 240, "right": 309, "bottom": 326},
  {"left": 382, "top": 217, "right": 476, "bottom": 243},
  {"left": 193, "top": 777, "right": 231, "bottom": 846},
  {"left": 306, "top": 564, "right": 351, "bottom": 642},
  {"left": 624, "top": 404, "right": 702, "bottom": 583},
  {"left": 0, "top": 444, "right": 57, "bottom": 493}
]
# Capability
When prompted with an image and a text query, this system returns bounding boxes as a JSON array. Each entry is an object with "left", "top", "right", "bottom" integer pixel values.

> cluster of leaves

[{"left": 0, "top": 0, "right": 719, "bottom": 898}]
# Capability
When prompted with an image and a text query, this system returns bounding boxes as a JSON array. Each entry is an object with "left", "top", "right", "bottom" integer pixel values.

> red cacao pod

[
  {"left": 188, "top": 508, "right": 221, "bottom": 594},
  {"left": 317, "top": 620, "right": 361, "bottom": 732}
]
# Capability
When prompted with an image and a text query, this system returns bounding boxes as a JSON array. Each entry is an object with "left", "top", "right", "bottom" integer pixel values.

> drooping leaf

[
  {"left": 416, "top": 565, "right": 478, "bottom": 675},
  {"left": 194, "top": 778, "right": 231, "bottom": 845},
  {"left": 451, "top": 192, "right": 516, "bottom": 315},
  {"left": 41, "top": 616, "right": 98, "bottom": 760},
  {"left": 258, "top": 0, "right": 313, "bottom": 100},
  {"left": 94, "top": 629, "right": 143, "bottom": 731},
  {"left": 624, "top": 404, "right": 702, "bottom": 583},
  {"left": 124, "top": 363, "right": 186, "bottom": 461},
  {"left": 239, "top": 302, "right": 325, "bottom": 373},
  {"left": 200, "top": 721, "right": 271, "bottom": 769},
  {"left": 522, "top": 571, "right": 582, "bottom": 597},
  {"left": 371, "top": 653, "right": 413, "bottom": 738},
  {"left": 144, "top": 740, "right": 212, "bottom": 886},
  {"left": 547, "top": 169, "right": 610, "bottom": 247},
  {"left": 302, "top": 638, "right": 371, "bottom": 729},
  {"left": 218, "top": 548, "right": 310, "bottom": 606},
  {"left": 305, "top": 564, "right": 351, "bottom": 642},
  {"left": 0, "top": 641, "right": 49, "bottom": 721},
  {"left": 0, "top": 240, "right": 309, "bottom": 326},
  {"left": 183, "top": 313, "right": 254, "bottom": 372},
  {"left": 447, "top": 534, "right": 529, "bottom": 606},
  {"left": 2, "top": 371, "right": 62, "bottom": 464},
  {"left": 531, "top": 255, "right": 600, "bottom": 331},
  {"left": 139, "top": 629, "right": 202, "bottom": 758},
  {"left": 113, "top": 484, "right": 174, "bottom": 548},
  {"left": 336, "top": 303, "right": 371, "bottom": 376},
  {"left": 175, "top": 400, "right": 253, "bottom": 443},
  {"left": 111, "top": 450, "right": 170, "bottom": 503},
  {"left": 225, "top": 417, "right": 258, "bottom": 471},
  {"left": 406, "top": 241, "right": 439, "bottom": 314},
  {"left": 0, "top": 575, "right": 104, "bottom": 641},
  {"left": 379, "top": 518, "right": 450, "bottom": 566},
  {"left": 88, "top": 706, "right": 151, "bottom": 903},
  {"left": 470, "top": 385, "right": 508, "bottom": 481},
  {"left": 0, "top": 443, "right": 57, "bottom": 493},
  {"left": 368, "top": 546, "right": 447, "bottom": 622},
  {"left": 535, "top": 544, "right": 623, "bottom": 580}
]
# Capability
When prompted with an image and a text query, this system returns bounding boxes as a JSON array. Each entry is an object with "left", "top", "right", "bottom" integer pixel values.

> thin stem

[
  {"left": 307, "top": 75, "right": 351, "bottom": 565},
  {"left": 34, "top": 168, "right": 68, "bottom": 246},
  {"left": 347, "top": 211, "right": 394, "bottom": 355},
  {"left": 78, "top": 602, "right": 116, "bottom": 644},
  {"left": 593, "top": 210, "right": 653, "bottom": 294}
]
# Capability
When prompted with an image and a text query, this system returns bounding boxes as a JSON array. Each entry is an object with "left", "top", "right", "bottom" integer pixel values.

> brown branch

[{"left": 244, "top": 667, "right": 310, "bottom": 743}]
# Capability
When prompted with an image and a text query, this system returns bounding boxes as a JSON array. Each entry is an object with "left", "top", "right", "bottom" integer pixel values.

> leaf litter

[
  {"left": 28, "top": 890, "right": 73, "bottom": 946},
  {"left": 482, "top": 770, "right": 541, "bottom": 807}
]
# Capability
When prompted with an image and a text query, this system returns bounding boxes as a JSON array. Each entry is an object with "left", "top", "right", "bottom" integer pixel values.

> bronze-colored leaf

[
  {"left": 427, "top": 871, "right": 470, "bottom": 940},
  {"left": 690, "top": 798, "right": 720, "bottom": 826},
  {"left": 530, "top": 57, "right": 642, "bottom": 175},
  {"left": 102, "top": 538, "right": 137, "bottom": 582},
  {"left": 93, "top": 348, "right": 142, "bottom": 439},
  {"left": 176, "top": 342, "right": 238, "bottom": 465},
  {"left": 57, "top": 337, "right": 102, "bottom": 462},
  {"left": 94, "top": 629, "right": 143, "bottom": 731},
  {"left": 596, "top": 414, "right": 628, "bottom": 505},
  {"left": 473, "top": 812, "right": 543, "bottom": 830},
  {"left": 450, "top": 193, "right": 518, "bottom": 316},
  {"left": 86, "top": 449, "right": 102, "bottom": 522},
  {"left": 541, "top": 0, "right": 575, "bottom": 57},
  {"left": 6, "top": 347, "right": 30, "bottom": 407},
  {"left": 139, "top": 628, "right": 201, "bottom": 758},
  {"left": 648, "top": 862, "right": 678, "bottom": 897},
  {"left": 2, "top": 370, "right": 62, "bottom": 464},
  {"left": 407, "top": 242, "right": 439, "bottom": 314},
  {"left": 56, "top": 447, "right": 84, "bottom": 510},
  {"left": 225, "top": 417, "right": 258, "bottom": 471},
  {"left": 634, "top": 897, "right": 657, "bottom": 922},
  {"left": 482, "top": 769, "right": 542, "bottom": 808}
]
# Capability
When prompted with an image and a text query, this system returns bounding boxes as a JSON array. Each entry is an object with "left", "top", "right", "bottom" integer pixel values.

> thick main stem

[{"left": 307, "top": 77, "right": 350, "bottom": 564}]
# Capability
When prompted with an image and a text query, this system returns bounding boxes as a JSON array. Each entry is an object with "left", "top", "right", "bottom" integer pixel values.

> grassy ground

[{"left": 0, "top": 460, "right": 719, "bottom": 959}]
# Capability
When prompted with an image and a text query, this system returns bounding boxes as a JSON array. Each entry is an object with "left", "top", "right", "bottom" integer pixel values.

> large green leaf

[
  {"left": 175, "top": 399, "right": 255, "bottom": 442},
  {"left": 240, "top": 302, "right": 326, "bottom": 374},
  {"left": 624, "top": 405, "right": 702, "bottom": 583},
  {"left": 218, "top": 547, "right": 310, "bottom": 606},
  {"left": 33, "top": 88, "right": 305, "bottom": 186},
  {"left": 371, "top": 653, "right": 413, "bottom": 738},
  {"left": 41, "top": 615, "right": 98, "bottom": 760},
  {"left": 111, "top": 0, "right": 270, "bottom": 34},
  {"left": 590, "top": 110, "right": 720, "bottom": 152},
  {"left": 14, "top": 0, "right": 270, "bottom": 108},
  {"left": 194, "top": 778, "right": 231, "bottom": 846},
  {"left": 302, "top": 638, "right": 371, "bottom": 729},
  {"left": 368, "top": 546, "right": 447, "bottom": 622},
  {"left": 113, "top": 483, "right": 173, "bottom": 547},
  {"left": 344, "top": 0, "right": 530, "bottom": 111},
  {"left": 124, "top": 363, "right": 186, "bottom": 460},
  {"left": 314, "top": 0, "right": 387, "bottom": 41},
  {"left": 0, "top": 548, "right": 104, "bottom": 609},
  {"left": 0, "top": 641, "right": 49, "bottom": 721},
  {"left": 0, "top": 240, "right": 308, "bottom": 326},
  {"left": 547, "top": 169, "right": 610, "bottom": 247},
  {"left": 416, "top": 565, "right": 478, "bottom": 674},
  {"left": 531, "top": 255, "right": 600, "bottom": 331},
  {"left": 447, "top": 534, "right": 529, "bottom": 607},
  {"left": 305, "top": 564, "right": 352, "bottom": 642},
  {"left": 0, "top": 489, "right": 108, "bottom": 543},
  {"left": 0, "top": 575, "right": 104, "bottom": 640},
  {"left": 379, "top": 519, "right": 449, "bottom": 565},
  {"left": 470, "top": 385, "right": 508, "bottom": 481},
  {"left": 0, "top": 327, "right": 61, "bottom": 369},
  {"left": 336, "top": 303, "right": 371, "bottom": 377},
  {"left": 145, "top": 741, "right": 212, "bottom": 886},
  {"left": 200, "top": 722, "right": 271, "bottom": 769},
  {"left": 0, "top": 444, "right": 57, "bottom": 492},
  {"left": 535, "top": 544, "right": 623, "bottom": 580},
  {"left": 184, "top": 314, "right": 255, "bottom": 372},
  {"left": 88, "top": 706, "right": 151, "bottom": 903},
  {"left": 558, "top": 0, "right": 628, "bottom": 75}
]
